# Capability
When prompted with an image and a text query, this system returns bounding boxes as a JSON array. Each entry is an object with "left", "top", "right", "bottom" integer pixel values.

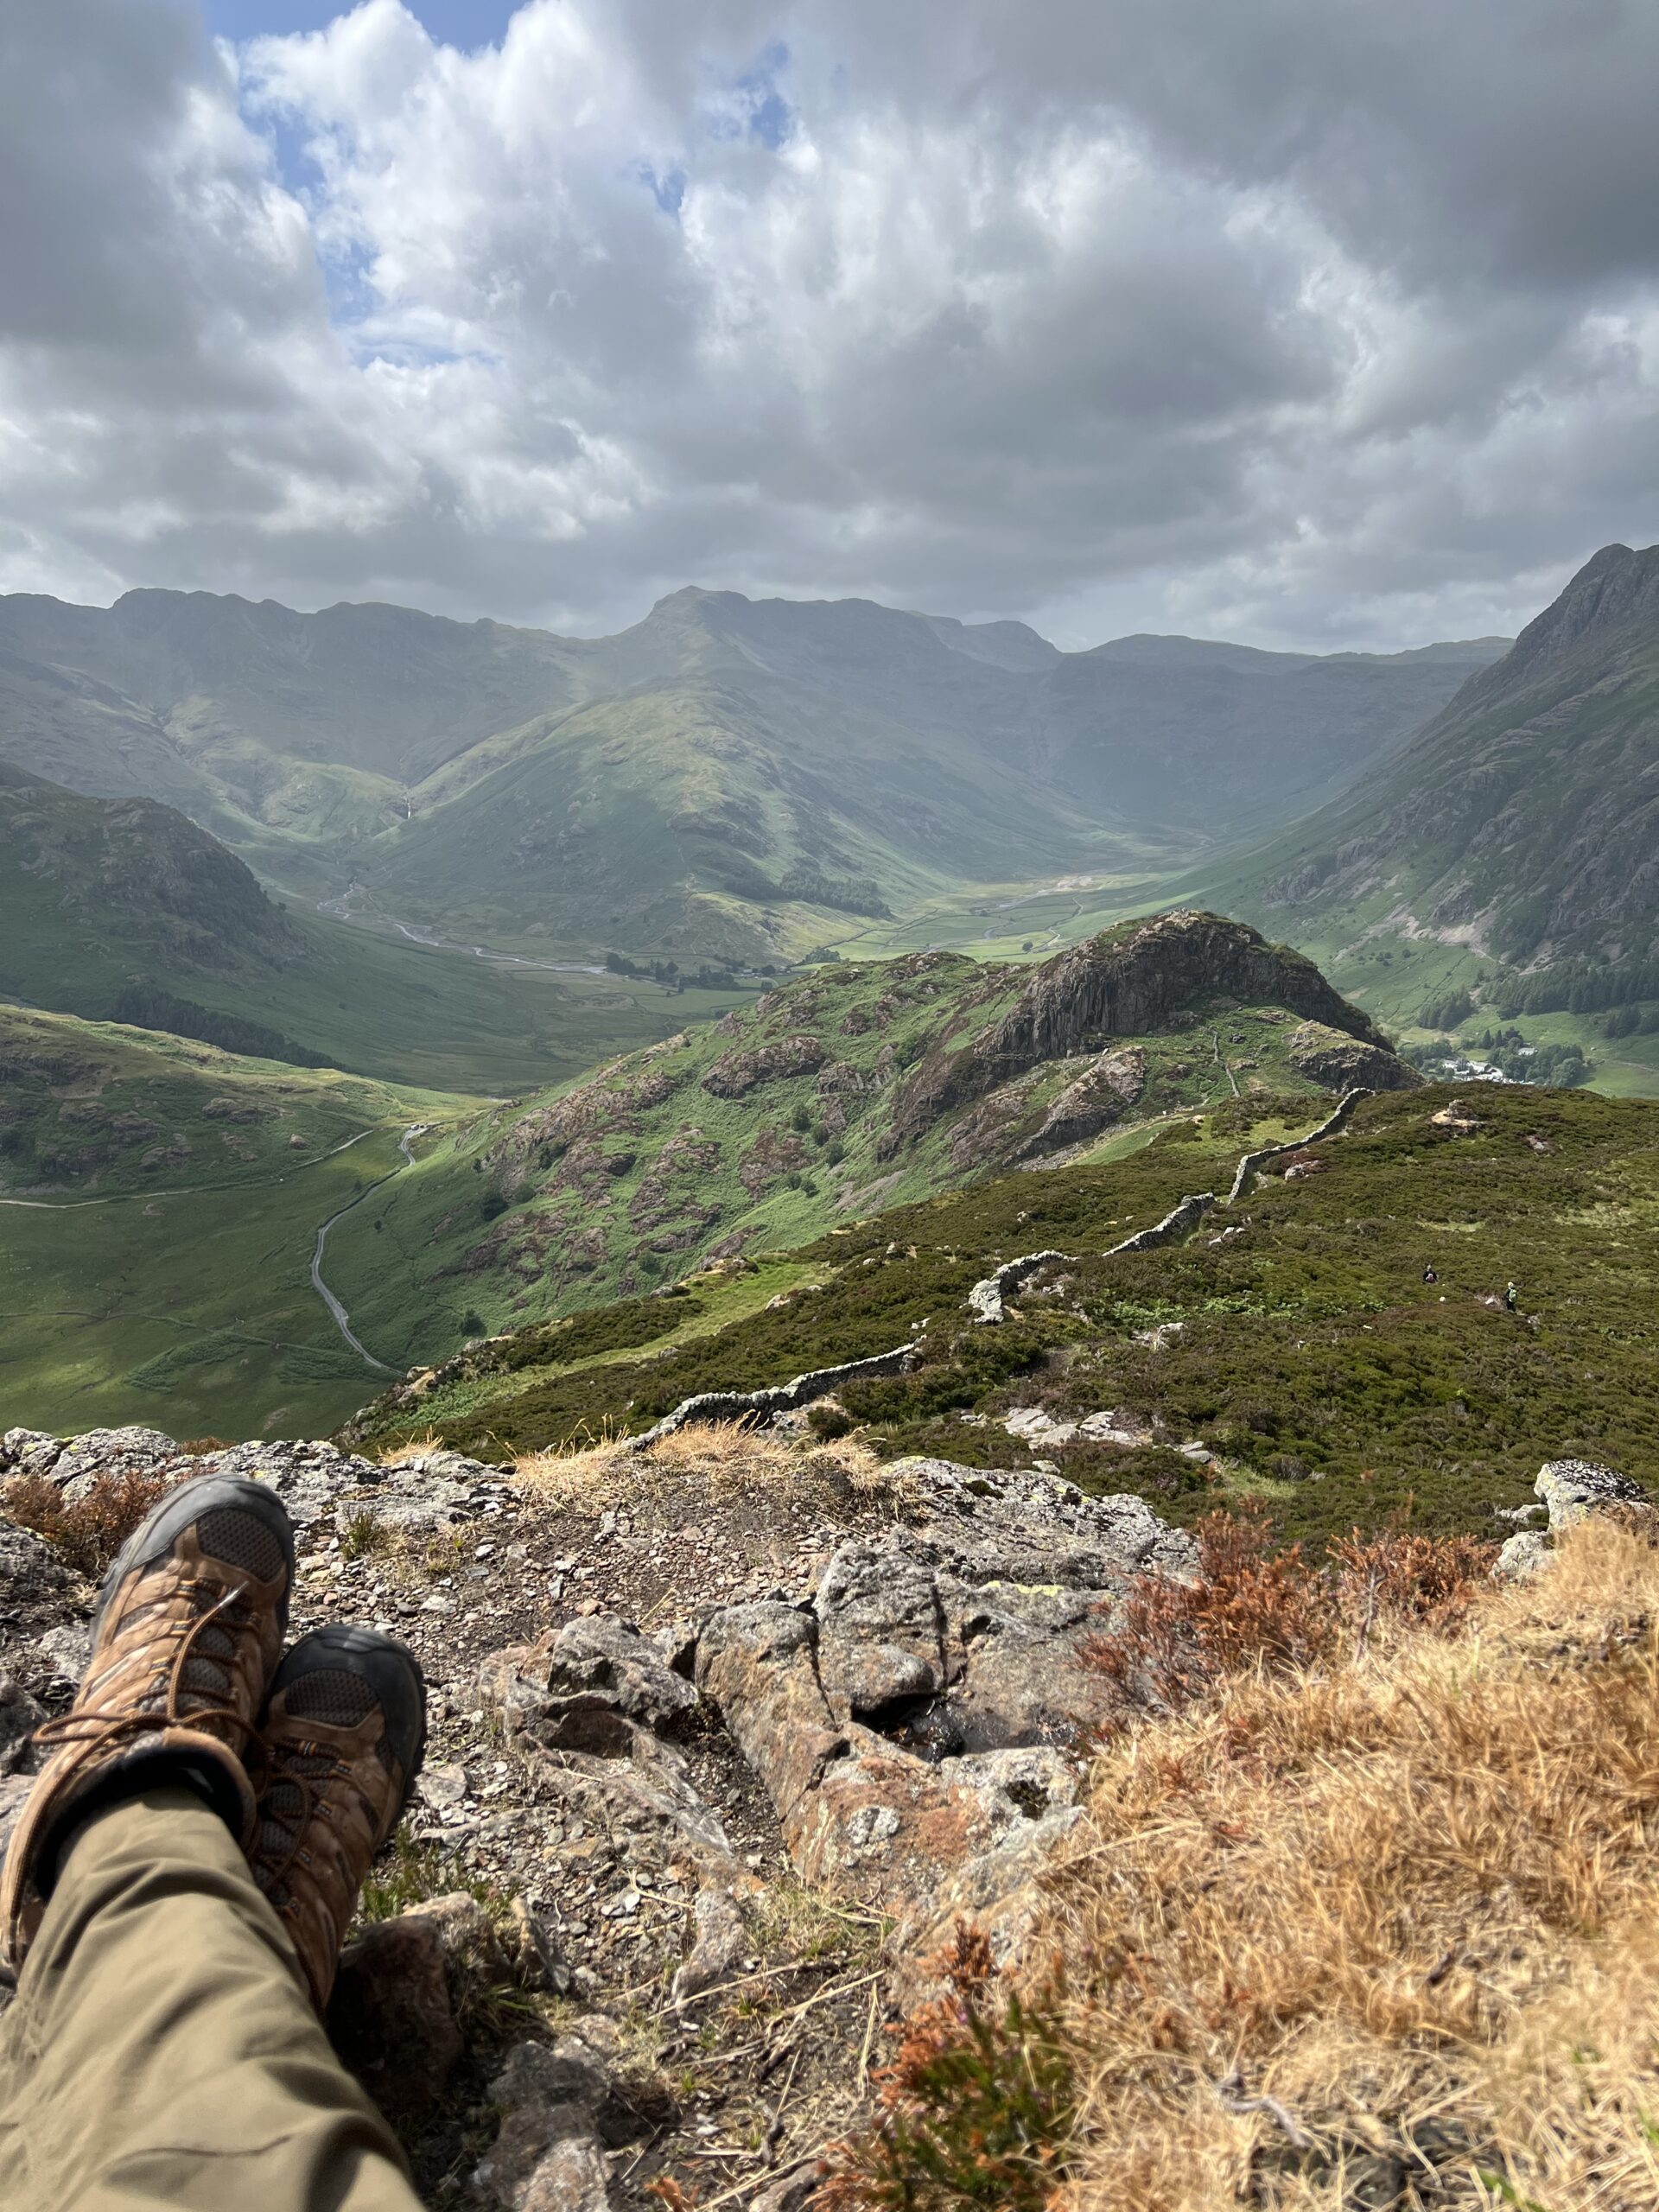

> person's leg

[{"left": 0, "top": 1784, "right": 423, "bottom": 2212}]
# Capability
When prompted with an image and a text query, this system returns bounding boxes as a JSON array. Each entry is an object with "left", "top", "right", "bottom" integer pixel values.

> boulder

[
  {"left": 0, "top": 1681, "right": 46, "bottom": 1775},
  {"left": 695, "top": 1604, "right": 848, "bottom": 1824},
  {"left": 480, "top": 1618, "right": 699, "bottom": 1751},
  {"left": 0, "top": 1516, "right": 72, "bottom": 1609},
  {"left": 669, "top": 1884, "right": 748, "bottom": 2007},
  {"left": 1535, "top": 1459, "right": 1649, "bottom": 1531},
  {"left": 514, "top": 2137, "right": 613, "bottom": 2212},
  {"left": 1495, "top": 1531, "right": 1552, "bottom": 1582},
  {"left": 328, "top": 1893, "right": 510, "bottom": 2123},
  {"left": 48, "top": 1427, "right": 181, "bottom": 1501}
]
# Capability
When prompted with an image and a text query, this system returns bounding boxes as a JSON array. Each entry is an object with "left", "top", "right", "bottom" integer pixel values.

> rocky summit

[{"left": 0, "top": 1417, "right": 1196, "bottom": 2207}]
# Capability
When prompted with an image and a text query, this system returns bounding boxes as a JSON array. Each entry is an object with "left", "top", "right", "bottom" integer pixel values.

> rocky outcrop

[
  {"left": 1494, "top": 1459, "right": 1653, "bottom": 1581},
  {"left": 1289, "top": 1022, "right": 1421, "bottom": 1093},
  {"left": 1009, "top": 1045, "right": 1147, "bottom": 1161},
  {"left": 880, "top": 911, "right": 1385, "bottom": 1154},
  {"left": 690, "top": 1458, "right": 1192, "bottom": 1910},
  {"left": 701, "top": 1033, "right": 830, "bottom": 1099},
  {"left": 0, "top": 1427, "right": 512, "bottom": 1536}
]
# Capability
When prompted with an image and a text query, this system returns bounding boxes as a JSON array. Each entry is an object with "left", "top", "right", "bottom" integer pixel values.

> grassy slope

[
  {"left": 0, "top": 1004, "right": 483, "bottom": 1437},
  {"left": 0, "top": 766, "right": 759, "bottom": 1094},
  {"left": 352, "top": 1083, "right": 1659, "bottom": 1552},
  {"left": 320, "top": 928, "right": 1370, "bottom": 1371}
]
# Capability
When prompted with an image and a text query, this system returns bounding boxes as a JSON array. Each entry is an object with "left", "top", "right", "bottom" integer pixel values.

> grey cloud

[{"left": 0, "top": 0, "right": 1654, "bottom": 648}]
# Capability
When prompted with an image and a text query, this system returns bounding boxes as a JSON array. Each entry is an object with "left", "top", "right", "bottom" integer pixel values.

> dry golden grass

[
  {"left": 511, "top": 1418, "right": 897, "bottom": 1514},
  {"left": 374, "top": 1427, "right": 443, "bottom": 1466},
  {"left": 1041, "top": 1520, "right": 1659, "bottom": 2210}
]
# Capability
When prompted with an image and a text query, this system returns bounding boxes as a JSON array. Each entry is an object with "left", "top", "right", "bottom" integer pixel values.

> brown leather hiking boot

[
  {"left": 248, "top": 1624, "right": 426, "bottom": 2010},
  {"left": 1, "top": 1472, "right": 295, "bottom": 1970}
]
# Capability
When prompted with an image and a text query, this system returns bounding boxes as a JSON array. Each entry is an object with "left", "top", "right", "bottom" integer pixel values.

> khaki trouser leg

[{"left": 0, "top": 1786, "right": 423, "bottom": 2212}]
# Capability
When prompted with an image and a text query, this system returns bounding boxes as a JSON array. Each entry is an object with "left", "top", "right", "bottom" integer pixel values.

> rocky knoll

[
  {"left": 0, "top": 1420, "right": 1193, "bottom": 2209},
  {"left": 879, "top": 910, "right": 1395, "bottom": 1155}
]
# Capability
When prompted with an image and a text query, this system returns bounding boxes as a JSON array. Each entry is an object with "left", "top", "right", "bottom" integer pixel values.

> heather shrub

[
  {"left": 3, "top": 1467, "right": 179, "bottom": 1578},
  {"left": 820, "top": 1925, "right": 1078, "bottom": 2212},
  {"left": 1084, "top": 1498, "right": 1494, "bottom": 1707}
]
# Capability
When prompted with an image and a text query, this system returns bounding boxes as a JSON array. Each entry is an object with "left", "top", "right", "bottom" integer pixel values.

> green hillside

[
  {"left": 1195, "top": 544, "right": 1659, "bottom": 1058},
  {"left": 349, "top": 1080, "right": 1659, "bottom": 1554},
  {"left": 0, "top": 766, "right": 761, "bottom": 1093},
  {"left": 0, "top": 584, "right": 1503, "bottom": 963},
  {"left": 0, "top": 1003, "right": 483, "bottom": 1437},
  {"left": 316, "top": 911, "right": 1417, "bottom": 1371}
]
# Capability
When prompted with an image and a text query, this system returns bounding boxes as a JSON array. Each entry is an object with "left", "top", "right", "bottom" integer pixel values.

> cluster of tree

[
  {"left": 1465, "top": 1027, "right": 1593, "bottom": 1085},
  {"left": 601, "top": 952, "right": 744, "bottom": 992},
  {"left": 772, "top": 868, "right": 890, "bottom": 918},
  {"left": 1600, "top": 1004, "right": 1659, "bottom": 1038},
  {"left": 1418, "top": 987, "right": 1475, "bottom": 1031},
  {"left": 108, "top": 987, "right": 327, "bottom": 1068},
  {"left": 1489, "top": 956, "right": 1659, "bottom": 1019}
]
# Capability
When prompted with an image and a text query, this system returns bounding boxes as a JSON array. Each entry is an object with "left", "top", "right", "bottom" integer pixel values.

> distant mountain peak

[{"left": 1500, "top": 540, "right": 1659, "bottom": 683}]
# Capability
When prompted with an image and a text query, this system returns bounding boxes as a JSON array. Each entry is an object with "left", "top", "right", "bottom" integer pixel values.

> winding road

[
  {"left": 1, "top": 1122, "right": 428, "bottom": 1376},
  {"left": 308, "top": 1125, "right": 428, "bottom": 1372}
]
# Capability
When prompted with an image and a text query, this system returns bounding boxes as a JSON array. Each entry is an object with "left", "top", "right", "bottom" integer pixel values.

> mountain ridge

[{"left": 0, "top": 584, "right": 1509, "bottom": 963}]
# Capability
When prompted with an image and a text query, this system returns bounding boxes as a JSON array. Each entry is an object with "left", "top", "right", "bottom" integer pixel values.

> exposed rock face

[
  {"left": 702, "top": 1033, "right": 830, "bottom": 1099},
  {"left": 1289, "top": 1021, "right": 1421, "bottom": 1093},
  {"left": 2, "top": 1426, "right": 512, "bottom": 1537},
  {"left": 691, "top": 1459, "right": 1192, "bottom": 1910},
  {"left": 1010, "top": 1045, "right": 1147, "bottom": 1160},
  {"left": 880, "top": 911, "right": 1387, "bottom": 1154}
]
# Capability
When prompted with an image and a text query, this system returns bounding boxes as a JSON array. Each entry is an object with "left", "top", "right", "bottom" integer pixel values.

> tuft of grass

[{"left": 512, "top": 1420, "right": 893, "bottom": 1514}]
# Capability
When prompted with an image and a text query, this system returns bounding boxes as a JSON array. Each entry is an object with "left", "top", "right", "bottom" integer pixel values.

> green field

[{"left": 0, "top": 1006, "right": 486, "bottom": 1437}]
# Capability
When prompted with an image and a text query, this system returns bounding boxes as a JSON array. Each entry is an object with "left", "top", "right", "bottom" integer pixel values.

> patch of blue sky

[
  {"left": 204, "top": 0, "right": 523, "bottom": 52},
  {"left": 639, "top": 165, "right": 687, "bottom": 217},
  {"left": 708, "top": 41, "right": 796, "bottom": 149}
]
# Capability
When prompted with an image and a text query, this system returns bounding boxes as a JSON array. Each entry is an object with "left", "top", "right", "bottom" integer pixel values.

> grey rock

[
  {"left": 475, "top": 2038, "right": 613, "bottom": 2204},
  {"left": 669, "top": 1884, "right": 747, "bottom": 2007},
  {"left": 512, "top": 2135, "right": 613, "bottom": 2212},
  {"left": 50, "top": 1427, "right": 180, "bottom": 1502},
  {"left": 539, "top": 1617, "right": 700, "bottom": 1734},
  {"left": 480, "top": 1618, "right": 699, "bottom": 1755},
  {"left": 1495, "top": 1532, "right": 1552, "bottom": 1582},
  {"left": 0, "top": 1681, "right": 46, "bottom": 1775},
  {"left": 1535, "top": 1459, "right": 1648, "bottom": 1532},
  {"left": 32, "top": 1624, "right": 91, "bottom": 1689},
  {"left": 816, "top": 1541, "right": 947, "bottom": 1718},
  {"left": 0, "top": 1430, "right": 63, "bottom": 1481},
  {"left": 0, "top": 1516, "right": 71, "bottom": 1607},
  {"left": 416, "top": 1760, "right": 471, "bottom": 1813}
]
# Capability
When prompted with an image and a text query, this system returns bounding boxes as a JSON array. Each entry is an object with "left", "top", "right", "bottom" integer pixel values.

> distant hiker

[
  {"left": 1422, "top": 1263, "right": 1438, "bottom": 1285},
  {"left": 0, "top": 1473, "right": 429, "bottom": 2210},
  {"left": 1505, "top": 1280, "right": 1520, "bottom": 1312}
]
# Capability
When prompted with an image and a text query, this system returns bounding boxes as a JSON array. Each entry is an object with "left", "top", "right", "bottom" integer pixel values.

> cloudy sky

[{"left": 3, "top": 0, "right": 1656, "bottom": 649}]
